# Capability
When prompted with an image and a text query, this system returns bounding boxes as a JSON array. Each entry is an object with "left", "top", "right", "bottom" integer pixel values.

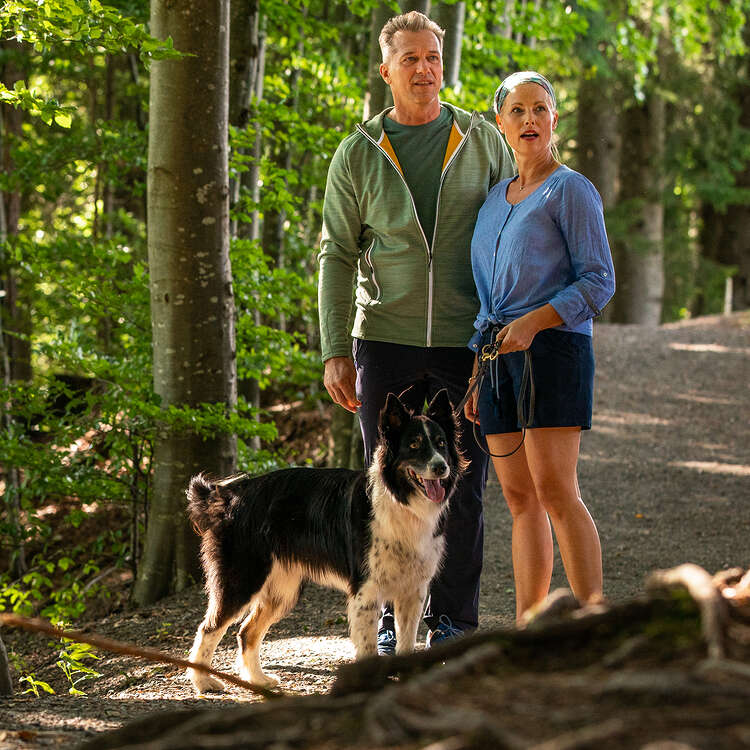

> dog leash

[{"left": 453, "top": 332, "right": 536, "bottom": 459}]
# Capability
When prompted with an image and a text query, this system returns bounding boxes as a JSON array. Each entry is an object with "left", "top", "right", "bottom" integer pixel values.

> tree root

[
  {"left": 362, "top": 644, "right": 527, "bottom": 748},
  {"left": 646, "top": 562, "right": 730, "bottom": 658},
  {"left": 0, "top": 612, "right": 281, "bottom": 699},
  {"left": 526, "top": 718, "right": 627, "bottom": 750},
  {"left": 10, "top": 564, "right": 750, "bottom": 749}
]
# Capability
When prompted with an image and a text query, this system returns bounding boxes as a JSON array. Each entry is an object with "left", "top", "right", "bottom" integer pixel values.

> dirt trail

[{"left": 1, "top": 315, "right": 748, "bottom": 748}]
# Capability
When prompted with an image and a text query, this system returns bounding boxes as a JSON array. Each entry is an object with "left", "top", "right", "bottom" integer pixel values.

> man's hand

[{"left": 323, "top": 356, "right": 361, "bottom": 413}]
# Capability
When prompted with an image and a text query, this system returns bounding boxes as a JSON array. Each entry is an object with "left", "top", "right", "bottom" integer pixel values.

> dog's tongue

[{"left": 424, "top": 479, "right": 445, "bottom": 503}]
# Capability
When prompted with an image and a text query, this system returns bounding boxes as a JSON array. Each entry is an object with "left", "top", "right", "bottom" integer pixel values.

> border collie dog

[{"left": 186, "top": 389, "right": 465, "bottom": 693}]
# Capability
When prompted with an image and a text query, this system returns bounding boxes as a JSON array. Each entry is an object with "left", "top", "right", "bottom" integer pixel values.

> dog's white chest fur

[
  {"left": 368, "top": 533, "right": 444, "bottom": 599},
  {"left": 366, "top": 480, "right": 445, "bottom": 601}
]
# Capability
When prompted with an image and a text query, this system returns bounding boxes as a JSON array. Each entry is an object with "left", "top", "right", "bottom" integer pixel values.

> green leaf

[{"left": 54, "top": 111, "right": 73, "bottom": 129}]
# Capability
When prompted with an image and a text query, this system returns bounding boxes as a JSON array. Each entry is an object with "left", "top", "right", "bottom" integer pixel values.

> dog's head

[{"left": 375, "top": 389, "right": 467, "bottom": 509}]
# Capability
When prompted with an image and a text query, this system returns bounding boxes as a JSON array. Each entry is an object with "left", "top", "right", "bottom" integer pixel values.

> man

[{"left": 318, "top": 11, "right": 514, "bottom": 653}]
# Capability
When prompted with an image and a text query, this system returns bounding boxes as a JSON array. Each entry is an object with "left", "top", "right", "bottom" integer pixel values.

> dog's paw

[
  {"left": 255, "top": 672, "right": 281, "bottom": 689},
  {"left": 240, "top": 666, "right": 281, "bottom": 688},
  {"left": 187, "top": 668, "right": 226, "bottom": 694},
  {"left": 395, "top": 641, "right": 416, "bottom": 656}
]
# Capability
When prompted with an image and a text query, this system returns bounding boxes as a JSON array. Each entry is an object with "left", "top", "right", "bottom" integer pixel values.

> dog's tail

[{"left": 186, "top": 472, "right": 246, "bottom": 535}]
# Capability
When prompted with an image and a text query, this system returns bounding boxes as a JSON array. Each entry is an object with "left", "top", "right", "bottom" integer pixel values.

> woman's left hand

[
  {"left": 495, "top": 316, "right": 540, "bottom": 353},
  {"left": 496, "top": 304, "right": 564, "bottom": 353}
]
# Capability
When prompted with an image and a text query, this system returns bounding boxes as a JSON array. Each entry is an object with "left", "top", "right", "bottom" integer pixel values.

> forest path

[{"left": 1, "top": 314, "right": 748, "bottom": 748}]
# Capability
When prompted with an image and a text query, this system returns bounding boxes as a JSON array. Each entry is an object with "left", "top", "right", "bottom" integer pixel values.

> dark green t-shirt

[{"left": 382, "top": 106, "right": 453, "bottom": 250}]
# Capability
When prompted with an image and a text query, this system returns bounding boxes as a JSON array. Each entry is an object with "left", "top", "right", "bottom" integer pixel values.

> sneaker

[
  {"left": 426, "top": 615, "right": 463, "bottom": 648},
  {"left": 377, "top": 627, "right": 397, "bottom": 656}
]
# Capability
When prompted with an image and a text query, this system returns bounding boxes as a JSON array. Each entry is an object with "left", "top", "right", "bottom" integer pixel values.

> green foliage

[
  {"left": 20, "top": 673, "right": 55, "bottom": 696},
  {"left": 0, "top": 0, "right": 179, "bottom": 122},
  {"left": 0, "top": 0, "right": 333, "bottom": 613},
  {"left": 56, "top": 640, "right": 102, "bottom": 695},
  {"left": 2, "top": 0, "right": 749, "bottom": 630},
  {"left": 1, "top": 0, "right": 179, "bottom": 59},
  {"left": 14, "top": 641, "right": 102, "bottom": 697}
]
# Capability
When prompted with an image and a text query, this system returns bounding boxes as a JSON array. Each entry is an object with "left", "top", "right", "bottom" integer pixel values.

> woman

[{"left": 465, "top": 71, "right": 615, "bottom": 624}]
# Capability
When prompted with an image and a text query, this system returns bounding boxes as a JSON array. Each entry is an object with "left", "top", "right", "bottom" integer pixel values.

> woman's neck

[{"left": 514, "top": 154, "right": 560, "bottom": 190}]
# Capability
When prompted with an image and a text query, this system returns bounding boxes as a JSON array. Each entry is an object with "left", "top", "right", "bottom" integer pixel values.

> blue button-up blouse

[{"left": 468, "top": 165, "right": 615, "bottom": 351}]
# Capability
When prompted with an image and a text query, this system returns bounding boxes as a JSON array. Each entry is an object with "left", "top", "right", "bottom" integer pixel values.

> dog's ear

[
  {"left": 426, "top": 388, "right": 461, "bottom": 449},
  {"left": 426, "top": 388, "right": 454, "bottom": 424},
  {"left": 380, "top": 392, "right": 411, "bottom": 434}
]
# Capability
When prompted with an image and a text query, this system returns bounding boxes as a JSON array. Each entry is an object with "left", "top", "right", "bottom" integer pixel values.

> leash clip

[{"left": 481, "top": 342, "right": 500, "bottom": 362}]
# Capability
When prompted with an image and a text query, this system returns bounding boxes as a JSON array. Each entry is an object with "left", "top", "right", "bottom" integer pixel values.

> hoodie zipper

[
  {"left": 356, "top": 113, "right": 477, "bottom": 346},
  {"left": 363, "top": 239, "right": 380, "bottom": 301},
  {"left": 426, "top": 112, "right": 477, "bottom": 345}
]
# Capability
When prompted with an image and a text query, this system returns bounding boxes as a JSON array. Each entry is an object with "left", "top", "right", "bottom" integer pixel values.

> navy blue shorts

[{"left": 476, "top": 328, "right": 595, "bottom": 435}]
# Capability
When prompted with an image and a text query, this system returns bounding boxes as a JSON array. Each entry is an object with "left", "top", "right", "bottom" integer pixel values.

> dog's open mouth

[{"left": 407, "top": 469, "right": 446, "bottom": 503}]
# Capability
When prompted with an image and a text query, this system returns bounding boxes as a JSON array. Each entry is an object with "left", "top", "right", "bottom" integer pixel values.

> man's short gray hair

[{"left": 379, "top": 11, "right": 445, "bottom": 62}]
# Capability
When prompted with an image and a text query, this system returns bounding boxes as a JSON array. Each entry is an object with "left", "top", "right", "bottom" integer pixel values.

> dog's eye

[
  {"left": 409, "top": 440, "right": 421, "bottom": 449},
  {"left": 436, "top": 438, "right": 445, "bottom": 447}
]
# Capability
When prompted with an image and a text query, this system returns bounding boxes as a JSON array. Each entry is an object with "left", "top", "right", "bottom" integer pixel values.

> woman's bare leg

[{"left": 487, "top": 433, "right": 554, "bottom": 622}]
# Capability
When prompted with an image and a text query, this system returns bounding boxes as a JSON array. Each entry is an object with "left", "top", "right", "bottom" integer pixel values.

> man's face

[{"left": 380, "top": 29, "right": 443, "bottom": 110}]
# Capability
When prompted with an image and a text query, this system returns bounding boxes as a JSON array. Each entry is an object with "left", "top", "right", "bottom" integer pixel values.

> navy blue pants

[{"left": 353, "top": 338, "right": 489, "bottom": 631}]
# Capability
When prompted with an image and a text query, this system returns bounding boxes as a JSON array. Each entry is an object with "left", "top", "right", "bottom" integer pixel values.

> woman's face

[{"left": 496, "top": 82, "right": 558, "bottom": 158}]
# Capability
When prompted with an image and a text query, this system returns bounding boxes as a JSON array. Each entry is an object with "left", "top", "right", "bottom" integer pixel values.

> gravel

[{"left": 1, "top": 314, "right": 748, "bottom": 748}]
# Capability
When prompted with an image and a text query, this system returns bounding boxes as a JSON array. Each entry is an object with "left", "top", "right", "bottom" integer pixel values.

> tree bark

[
  {"left": 576, "top": 73, "right": 620, "bottom": 211},
  {"left": 0, "top": 41, "right": 32, "bottom": 383},
  {"left": 609, "top": 92, "right": 665, "bottom": 325},
  {"left": 400, "top": 0, "right": 431, "bottom": 13},
  {"left": 0, "top": 634, "right": 11, "bottom": 695},
  {"left": 363, "top": 3, "right": 393, "bottom": 121},
  {"left": 0, "top": 56, "right": 27, "bottom": 578},
  {"left": 433, "top": 2, "right": 465, "bottom": 90},
  {"left": 262, "top": 25, "right": 304, "bottom": 333},
  {"left": 228, "top": 0, "right": 260, "bottom": 131},
  {"left": 329, "top": 407, "right": 353, "bottom": 468},
  {"left": 233, "top": 10, "right": 265, "bottom": 451},
  {"left": 577, "top": 70, "right": 621, "bottom": 322},
  {"left": 697, "top": 24, "right": 750, "bottom": 313},
  {"left": 134, "top": 0, "right": 236, "bottom": 606}
]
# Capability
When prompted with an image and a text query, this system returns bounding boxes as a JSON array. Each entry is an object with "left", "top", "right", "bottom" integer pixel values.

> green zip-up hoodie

[{"left": 318, "top": 102, "right": 515, "bottom": 362}]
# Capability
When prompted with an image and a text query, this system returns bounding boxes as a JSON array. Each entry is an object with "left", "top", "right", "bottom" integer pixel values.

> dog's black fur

[{"left": 185, "top": 389, "right": 465, "bottom": 692}]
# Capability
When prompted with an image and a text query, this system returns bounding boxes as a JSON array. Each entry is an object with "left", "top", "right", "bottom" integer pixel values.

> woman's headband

[{"left": 493, "top": 71, "right": 556, "bottom": 115}]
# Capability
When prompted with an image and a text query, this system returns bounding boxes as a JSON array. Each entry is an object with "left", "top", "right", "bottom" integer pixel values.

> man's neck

[{"left": 387, "top": 100, "right": 442, "bottom": 126}]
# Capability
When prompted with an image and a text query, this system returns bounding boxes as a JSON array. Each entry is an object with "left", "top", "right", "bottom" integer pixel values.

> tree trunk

[
  {"left": 134, "top": 0, "right": 236, "bottom": 606},
  {"left": 262, "top": 26, "right": 304, "bottom": 333},
  {"left": 234, "top": 12, "right": 266, "bottom": 451},
  {"left": 577, "top": 70, "right": 620, "bottom": 322},
  {"left": 400, "top": 0, "right": 431, "bottom": 13},
  {"left": 487, "top": 0, "right": 514, "bottom": 39},
  {"left": 0, "top": 41, "right": 32, "bottom": 383},
  {"left": 698, "top": 25, "right": 750, "bottom": 313},
  {"left": 433, "top": 2, "right": 464, "bottom": 89},
  {"left": 329, "top": 408, "right": 353, "bottom": 468},
  {"left": 363, "top": 3, "right": 393, "bottom": 120},
  {"left": 0, "top": 634, "right": 11, "bottom": 695},
  {"left": 0, "top": 51, "right": 28, "bottom": 578},
  {"left": 609, "top": 93, "right": 665, "bottom": 325},
  {"left": 229, "top": 0, "right": 259, "bottom": 131},
  {"left": 229, "top": 0, "right": 260, "bottom": 243},
  {"left": 576, "top": 74, "right": 620, "bottom": 210}
]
